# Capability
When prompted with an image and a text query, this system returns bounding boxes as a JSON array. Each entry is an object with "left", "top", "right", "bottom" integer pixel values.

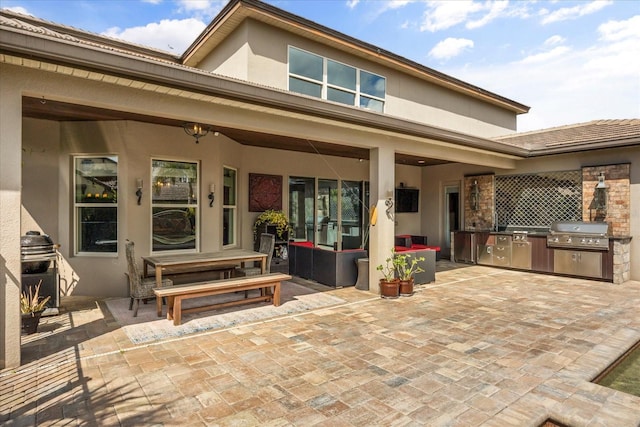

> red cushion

[{"left": 291, "top": 241, "right": 314, "bottom": 247}]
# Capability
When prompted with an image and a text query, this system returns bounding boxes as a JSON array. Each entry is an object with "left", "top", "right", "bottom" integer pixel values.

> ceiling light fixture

[{"left": 183, "top": 122, "right": 210, "bottom": 144}]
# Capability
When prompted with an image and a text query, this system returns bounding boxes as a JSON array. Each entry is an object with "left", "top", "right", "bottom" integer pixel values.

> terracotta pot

[
  {"left": 380, "top": 279, "right": 400, "bottom": 299},
  {"left": 399, "top": 278, "right": 414, "bottom": 296},
  {"left": 21, "top": 310, "right": 44, "bottom": 335}
]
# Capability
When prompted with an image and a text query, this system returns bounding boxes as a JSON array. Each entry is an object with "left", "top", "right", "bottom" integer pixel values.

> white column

[
  {"left": 0, "top": 68, "right": 23, "bottom": 369},
  {"left": 368, "top": 146, "right": 395, "bottom": 294}
]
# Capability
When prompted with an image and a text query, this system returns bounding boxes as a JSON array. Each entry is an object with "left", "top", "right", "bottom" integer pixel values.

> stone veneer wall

[
  {"left": 613, "top": 239, "right": 632, "bottom": 284},
  {"left": 464, "top": 174, "right": 494, "bottom": 230},
  {"left": 582, "top": 164, "right": 630, "bottom": 236}
]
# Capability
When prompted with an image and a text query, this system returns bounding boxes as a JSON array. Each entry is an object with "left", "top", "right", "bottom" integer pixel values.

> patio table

[{"left": 142, "top": 249, "right": 267, "bottom": 287}]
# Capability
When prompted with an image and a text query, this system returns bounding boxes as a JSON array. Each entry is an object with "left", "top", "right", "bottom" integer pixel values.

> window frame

[
  {"left": 288, "top": 45, "right": 386, "bottom": 112},
  {"left": 73, "top": 155, "right": 119, "bottom": 257},
  {"left": 150, "top": 158, "right": 200, "bottom": 254},
  {"left": 223, "top": 165, "right": 238, "bottom": 248}
]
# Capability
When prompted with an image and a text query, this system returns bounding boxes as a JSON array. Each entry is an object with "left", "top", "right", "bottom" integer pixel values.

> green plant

[
  {"left": 253, "top": 209, "right": 292, "bottom": 240},
  {"left": 376, "top": 248, "right": 401, "bottom": 281},
  {"left": 20, "top": 282, "right": 51, "bottom": 315},
  {"left": 396, "top": 252, "right": 425, "bottom": 281}
]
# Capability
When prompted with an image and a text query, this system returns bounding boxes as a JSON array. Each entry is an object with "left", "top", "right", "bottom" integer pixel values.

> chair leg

[
  {"left": 133, "top": 299, "right": 140, "bottom": 317},
  {"left": 129, "top": 297, "right": 134, "bottom": 310}
]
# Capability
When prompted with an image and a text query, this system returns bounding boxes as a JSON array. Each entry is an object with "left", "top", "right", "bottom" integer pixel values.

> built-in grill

[
  {"left": 547, "top": 221, "right": 610, "bottom": 251},
  {"left": 547, "top": 221, "right": 610, "bottom": 279}
]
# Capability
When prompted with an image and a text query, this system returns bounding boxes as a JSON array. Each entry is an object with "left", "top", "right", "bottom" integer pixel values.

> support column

[
  {"left": 368, "top": 146, "right": 395, "bottom": 295},
  {"left": 0, "top": 70, "right": 23, "bottom": 369}
]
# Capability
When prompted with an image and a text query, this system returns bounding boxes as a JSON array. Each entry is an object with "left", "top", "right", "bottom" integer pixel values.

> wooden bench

[{"left": 153, "top": 273, "right": 292, "bottom": 325}]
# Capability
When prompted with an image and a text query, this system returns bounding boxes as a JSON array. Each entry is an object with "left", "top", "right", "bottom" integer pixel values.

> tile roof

[{"left": 494, "top": 119, "right": 640, "bottom": 150}]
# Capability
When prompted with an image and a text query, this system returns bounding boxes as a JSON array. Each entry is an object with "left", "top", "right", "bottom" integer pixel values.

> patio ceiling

[{"left": 21, "top": 96, "right": 451, "bottom": 167}]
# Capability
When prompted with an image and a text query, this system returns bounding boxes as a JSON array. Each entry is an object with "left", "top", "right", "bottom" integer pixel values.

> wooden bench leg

[
  {"left": 273, "top": 282, "right": 281, "bottom": 306},
  {"left": 156, "top": 296, "right": 163, "bottom": 317},
  {"left": 173, "top": 296, "right": 183, "bottom": 326}
]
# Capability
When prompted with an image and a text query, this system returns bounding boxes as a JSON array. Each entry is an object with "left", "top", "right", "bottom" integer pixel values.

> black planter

[{"left": 21, "top": 310, "right": 45, "bottom": 334}]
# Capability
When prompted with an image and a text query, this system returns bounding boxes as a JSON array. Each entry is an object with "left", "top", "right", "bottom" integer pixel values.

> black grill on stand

[{"left": 21, "top": 231, "right": 60, "bottom": 316}]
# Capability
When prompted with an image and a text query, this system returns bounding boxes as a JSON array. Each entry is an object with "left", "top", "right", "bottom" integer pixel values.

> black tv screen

[{"left": 395, "top": 188, "right": 419, "bottom": 212}]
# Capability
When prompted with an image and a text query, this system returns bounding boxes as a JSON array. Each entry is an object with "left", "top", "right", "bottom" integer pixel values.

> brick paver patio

[{"left": 2, "top": 262, "right": 639, "bottom": 426}]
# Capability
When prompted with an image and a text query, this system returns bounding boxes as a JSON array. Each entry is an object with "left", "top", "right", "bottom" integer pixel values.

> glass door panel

[
  {"left": 341, "top": 181, "right": 362, "bottom": 249},
  {"left": 288, "top": 177, "right": 315, "bottom": 242},
  {"left": 317, "top": 179, "right": 338, "bottom": 249}
]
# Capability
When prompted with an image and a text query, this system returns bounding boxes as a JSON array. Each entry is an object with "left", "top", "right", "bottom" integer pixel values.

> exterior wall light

[
  {"left": 208, "top": 184, "right": 215, "bottom": 207},
  {"left": 594, "top": 172, "right": 608, "bottom": 210},
  {"left": 470, "top": 179, "right": 480, "bottom": 211},
  {"left": 136, "top": 178, "right": 143, "bottom": 205}
]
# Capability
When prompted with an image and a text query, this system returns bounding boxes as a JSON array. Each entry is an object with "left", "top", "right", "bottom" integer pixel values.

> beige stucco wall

[{"left": 201, "top": 19, "right": 518, "bottom": 137}]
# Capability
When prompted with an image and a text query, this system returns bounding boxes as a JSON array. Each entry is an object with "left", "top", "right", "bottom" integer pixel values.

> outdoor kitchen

[{"left": 452, "top": 164, "right": 632, "bottom": 284}]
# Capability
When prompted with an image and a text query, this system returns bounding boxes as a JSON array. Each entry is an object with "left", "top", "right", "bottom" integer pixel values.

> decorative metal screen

[{"left": 495, "top": 171, "right": 582, "bottom": 228}]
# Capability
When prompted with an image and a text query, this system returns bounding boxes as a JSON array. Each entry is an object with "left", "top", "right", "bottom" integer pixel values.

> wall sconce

[
  {"left": 594, "top": 172, "right": 608, "bottom": 210},
  {"left": 385, "top": 190, "right": 394, "bottom": 220},
  {"left": 470, "top": 180, "right": 480, "bottom": 211},
  {"left": 183, "top": 122, "right": 210, "bottom": 144},
  {"left": 208, "top": 184, "right": 215, "bottom": 207},
  {"left": 136, "top": 179, "right": 143, "bottom": 205}
]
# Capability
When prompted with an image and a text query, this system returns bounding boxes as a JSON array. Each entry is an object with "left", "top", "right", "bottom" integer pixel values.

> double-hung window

[
  {"left": 288, "top": 46, "right": 386, "bottom": 112},
  {"left": 151, "top": 159, "right": 199, "bottom": 252},
  {"left": 74, "top": 156, "right": 118, "bottom": 255}
]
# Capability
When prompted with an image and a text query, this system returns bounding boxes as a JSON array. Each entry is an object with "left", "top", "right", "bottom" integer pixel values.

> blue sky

[{"left": 2, "top": 0, "right": 639, "bottom": 132}]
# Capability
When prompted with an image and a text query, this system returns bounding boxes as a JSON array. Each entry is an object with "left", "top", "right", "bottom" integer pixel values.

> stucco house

[{"left": 1, "top": 0, "right": 637, "bottom": 369}]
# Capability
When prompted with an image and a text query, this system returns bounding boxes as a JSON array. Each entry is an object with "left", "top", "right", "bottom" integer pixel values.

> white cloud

[
  {"left": 142, "top": 0, "right": 162, "bottom": 4},
  {"left": 420, "top": 0, "right": 511, "bottom": 32},
  {"left": 346, "top": 0, "right": 360, "bottom": 9},
  {"left": 598, "top": 15, "right": 640, "bottom": 42},
  {"left": 5, "top": 6, "right": 31, "bottom": 15},
  {"left": 544, "top": 35, "right": 566, "bottom": 46},
  {"left": 540, "top": 0, "right": 612, "bottom": 25},
  {"left": 420, "top": 1, "right": 483, "bottom": 32},
  {"left": 467, "top": 1, "right": 509, "bottom": 29},
  {"left": 429, "top": 37, "right": 474, "bottom": 60},
  {"left": 518, "top": 46, "right": 571, "bottom": 64},
  {"left": 102, "top": 18, "right": 206, "bottom": 53}
]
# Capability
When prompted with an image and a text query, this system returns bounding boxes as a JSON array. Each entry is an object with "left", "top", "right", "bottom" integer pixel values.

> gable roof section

[
  {"left": 494, "top": 119, "right": 640, "bottom": 155},
  {"left": 182, "top": 0, "right": 530, "bottom": 115}
]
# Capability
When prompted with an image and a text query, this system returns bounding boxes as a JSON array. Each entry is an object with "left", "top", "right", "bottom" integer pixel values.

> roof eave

[{"left": 0, "top": 23, "right": 527, "bottom": 159}]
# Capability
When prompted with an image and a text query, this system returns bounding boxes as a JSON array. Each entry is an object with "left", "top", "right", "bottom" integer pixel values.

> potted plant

[
  {"left": 376, "top": 248, "right": 400, "bottom": 298},
  {"left": 395, "top": 252, "right": 425, "bottom": 296},
  {"left": 253, "top": 209, "right": 292, "bottom": 242},
  {"left": 20, "top": 281, "right": 51, "bottom": 334}
]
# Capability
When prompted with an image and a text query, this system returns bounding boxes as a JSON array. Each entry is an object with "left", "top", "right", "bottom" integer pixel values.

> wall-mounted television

[{"left": 395, "top": 188, "right": 419, "bottom": 213}]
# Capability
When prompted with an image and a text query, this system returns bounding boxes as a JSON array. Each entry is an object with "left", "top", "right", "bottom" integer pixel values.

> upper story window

[
  {"left": 74, "top": 156, "right": 118, "bottom": 255},
  {"left": 288, "top": 46, "right": 386, "bottom": 112},
  {"left": 151, "top": 159, "right": 199, "bottom": 252}
]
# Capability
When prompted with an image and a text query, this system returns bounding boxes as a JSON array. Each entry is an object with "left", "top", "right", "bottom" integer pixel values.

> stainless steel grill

[{"left": 547, "top": 221, "right": 610, "bottom": 251}]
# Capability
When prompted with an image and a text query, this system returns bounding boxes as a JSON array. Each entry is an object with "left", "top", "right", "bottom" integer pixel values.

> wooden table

[{"left": 142, "top": 249, "right": 267, "bottom": 287}]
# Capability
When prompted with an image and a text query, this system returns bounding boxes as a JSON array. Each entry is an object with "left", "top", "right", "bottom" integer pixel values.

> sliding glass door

[{"left": 288, "top": 177, "right": 315, "bottom": 242}]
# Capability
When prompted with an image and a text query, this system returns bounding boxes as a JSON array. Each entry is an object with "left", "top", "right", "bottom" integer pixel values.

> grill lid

[{"left": 549, "top": 221, "right": 610, "bottom": 236}]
